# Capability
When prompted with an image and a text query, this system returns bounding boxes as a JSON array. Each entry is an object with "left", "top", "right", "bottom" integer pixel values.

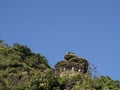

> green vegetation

[{"left": 0, "top": 41, "right": 120, "bottom": 90}]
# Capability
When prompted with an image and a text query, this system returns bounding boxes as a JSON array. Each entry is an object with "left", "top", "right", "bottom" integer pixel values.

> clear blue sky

[{"left": 0, "top": 0, "right": 120, "bottom": 80}]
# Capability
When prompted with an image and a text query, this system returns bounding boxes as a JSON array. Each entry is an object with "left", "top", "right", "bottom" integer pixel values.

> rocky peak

[{"left": 55, "top": 52, "right": 89, "bottom": 76}]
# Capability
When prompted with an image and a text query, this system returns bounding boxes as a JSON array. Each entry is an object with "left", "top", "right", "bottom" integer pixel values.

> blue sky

[{"left": 0, "top": 0, "right": 120, "bottom": 80}]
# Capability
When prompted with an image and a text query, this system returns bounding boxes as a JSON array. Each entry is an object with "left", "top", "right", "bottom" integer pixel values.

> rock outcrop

[{"left": 55, "top": 52, "right": 89, "bottom": 75}]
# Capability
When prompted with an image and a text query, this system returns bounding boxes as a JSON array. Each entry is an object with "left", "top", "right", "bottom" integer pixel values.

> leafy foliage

[
  {"left": 0, "top": 41, "right": 119, "bottom": 90},
  {"left": 0, "top": 42, "right": 51, "bottom": 90}
]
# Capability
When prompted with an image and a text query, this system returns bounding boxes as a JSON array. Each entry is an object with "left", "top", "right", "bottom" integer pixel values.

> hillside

[{"left": 0, "top": 41, "right": 120, "bottom": 90}]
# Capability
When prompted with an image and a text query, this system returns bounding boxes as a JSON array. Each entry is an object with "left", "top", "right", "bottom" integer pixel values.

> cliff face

[{"left": 55, "top": 52, "right": 89, "bottom": 76}]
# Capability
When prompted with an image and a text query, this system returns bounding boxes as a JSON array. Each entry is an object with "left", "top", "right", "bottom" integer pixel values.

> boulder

[{"left": 55, "top": 52, "right": 89, "bottom": 75}]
